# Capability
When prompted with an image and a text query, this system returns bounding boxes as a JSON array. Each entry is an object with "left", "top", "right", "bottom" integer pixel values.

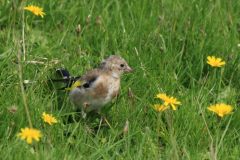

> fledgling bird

[{"left": 51, "top": 55, "right": 134, "bottom": 119}]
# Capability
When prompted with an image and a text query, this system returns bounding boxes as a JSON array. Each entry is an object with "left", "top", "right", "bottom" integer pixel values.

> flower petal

[
  {"left": 218, "top": 61, "right": 225, "bottom": 66},
  {"left": 212, "top": 56, "right": 216, "bottom": 62},
  {"left": 162, "top": 106, "right": 169, "bottom": 112},
  {"left": 207, "top": 56, "right": 212, "bottom": 61},
  {"left": 218, "top": 113, "right": 224, "bottom": 117},
  {"left": 27, "top": 137, "right": 33, "bottom": 144},
  {"left": 34, "top": 136, "right": 40, "bottom": 142},
  {"left": 207, "top": 107, "right": 215, "bottom": 112},
  {"left": 16, "top": 133, "right": 23, "bottom": 137},
  {"left": 171, "top": 104, "right": 177, "bottom": 110},
  {"left": 216, "top": 58, "right": 222, "bottom": 63},
  {"left": 164, "top": 102, "right": 169, "bottom": 106},
  {"left": 20, "top": 135, "right": 27, "bottom": 140}
]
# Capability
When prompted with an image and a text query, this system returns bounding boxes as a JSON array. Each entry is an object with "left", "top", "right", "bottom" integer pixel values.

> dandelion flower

[
  {"left": 42, "top": 112, "right": 58, "bottom": 125},
  {"left": 17, "top": 127, "right": 42, "bottom": 144},
  {"left": 155, "top": 94, "right": 181, "bottom": 110},
  {"left": 152, "top": 104, "right": 169, "bottom": 113},
  {"left": 207, "top": 103, "right": 233, "bottom": 117},
  {"left": 207, "top": 56, "right": 225, "bottom": 67},
  {"left": 24, "top": 5, "right": 46, "bottom": 18}
]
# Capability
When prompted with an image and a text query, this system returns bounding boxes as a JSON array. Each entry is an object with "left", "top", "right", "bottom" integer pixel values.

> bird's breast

[
  {"left": 108, "top": 78, "right": 120, "bottom": 100},
  {"left": 70, "top": 76, "right": 120, "bottom": 111},
  {"left": 101, "top": 77, "right": 120, "bottom": 105}
]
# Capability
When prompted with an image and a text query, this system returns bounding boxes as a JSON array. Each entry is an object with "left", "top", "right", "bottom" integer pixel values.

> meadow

[{"left": 1, "top": 0, "right": 240, "bottom": 159}]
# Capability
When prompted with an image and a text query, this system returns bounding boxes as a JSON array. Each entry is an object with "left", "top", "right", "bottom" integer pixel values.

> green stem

[
  {"left": 216, "top": 115, "right": 232, "bottom": 159},
  {"left": 214, "top": 116, "right": 222, "bottom": 159},
  {"left": 156, "top": 112, "right": 161, "bottom": 158},
  {"left": 213, "top": 68, "right": 217, "bottom": 103}
]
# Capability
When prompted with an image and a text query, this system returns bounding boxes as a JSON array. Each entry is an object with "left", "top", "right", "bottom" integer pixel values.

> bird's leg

[
  {"left": 82, "top": 102, "right": 91, "bottom": 120},
  {"left": 82, "top": 109, "right": 86, "bottom": 120},
  {"left": 76, "top": 108, "right": 86, "bottom": 121},
  {"left": 94, "top": 109, "right": 106, "bottom": 121},
  {"left": 94, "top": 110, "right": 112, "bottom": 128}
]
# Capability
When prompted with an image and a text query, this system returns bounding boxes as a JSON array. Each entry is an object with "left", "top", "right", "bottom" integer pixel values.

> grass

[{"left": 1, "top": 0, "right": 240, "bottom": 159}]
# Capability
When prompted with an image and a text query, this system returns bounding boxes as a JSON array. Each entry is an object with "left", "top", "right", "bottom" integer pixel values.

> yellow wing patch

[{"left": 65, "top": 81, "right": 83, "bottom": 90}]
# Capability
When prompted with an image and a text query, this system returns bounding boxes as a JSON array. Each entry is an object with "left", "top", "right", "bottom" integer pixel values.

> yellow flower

[
  {"left": 42, "top": 112, "right": 58, "bottom": 125},
  {"left": 155, "top": 94, "right": 181, "bottom": 110},
  {"left": 207, "top": 56, "right": 225, "bottom": 67},
  {"left": 24, "top": 5, "right": 46, "bottom": 18},
  {"left": 152, "top": 104, "right": 169, "bottom": 113},
  {"left": 17, "top": 127, "right": 42, "bottom": 144},
  {"left": 207, "top": 103, "right": 233, "bottom": 117}
]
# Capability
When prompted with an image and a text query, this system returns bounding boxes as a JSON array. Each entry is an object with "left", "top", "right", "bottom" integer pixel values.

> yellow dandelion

[
  {"left": 207, "top": 103, "right": 233, "bottom": 117},
  {"left": 155, "top": 94, "right": 181, "bottom": 110},
  {"left": 17, "top": 127, "right": 42, "bottom": 144},
  {"left": 152, "top": 104, "right": 169, "bottom": 113},
  {"left": 42, "top": 112, "right": 58, "bottom": 125},
  {"left": 207, "top": 56, "right": 226, "bottom": 67},
  {"left": 24, "top": 5, "right": 46, "bottom": 18}
]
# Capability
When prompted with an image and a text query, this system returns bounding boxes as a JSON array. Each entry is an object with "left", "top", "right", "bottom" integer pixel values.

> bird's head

[{"left": 99, "top": 55, "right": 134, "bottom": 78}]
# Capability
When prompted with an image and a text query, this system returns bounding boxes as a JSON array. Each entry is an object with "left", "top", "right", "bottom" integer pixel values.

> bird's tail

[{"left": 50, "top": 68, "right": 81, "bottom": 90}]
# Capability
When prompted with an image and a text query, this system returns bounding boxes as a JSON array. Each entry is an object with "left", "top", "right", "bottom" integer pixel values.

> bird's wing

[
  {"left": 50, "top": 68, "right": 81, "bottom": 90},
  {"left": 51, "top": 68, "right": 108, "bottom": 91},
  {"left": 78, "top": 69, "right": 103, "bottom": 89},
  {"left": 55, "top": 68, "right": 71, "bottom": 79}
]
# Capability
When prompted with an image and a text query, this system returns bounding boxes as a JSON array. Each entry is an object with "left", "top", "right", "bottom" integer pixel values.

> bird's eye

[{"left": 120, "top": 64, "right": 124, "bottom": 67}]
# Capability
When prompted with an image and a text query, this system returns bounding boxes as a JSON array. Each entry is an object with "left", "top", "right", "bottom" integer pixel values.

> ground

[{"left": 1, "top": 0, "right": 240, "bottom": 159}]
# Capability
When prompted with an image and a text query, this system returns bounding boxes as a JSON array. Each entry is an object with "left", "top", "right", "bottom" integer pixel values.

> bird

[{"left": 51, "top": 55, "right": 134, "bottom": 119}]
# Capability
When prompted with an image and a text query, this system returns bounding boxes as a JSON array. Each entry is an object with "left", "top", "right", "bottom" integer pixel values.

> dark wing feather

[
  {"left": 82, "top": 76, "right": 98, "bottom": 89},
  {"left": 55, "top": 68, "right": 71, "bottom": 79},
  {"left": 50, "top": 68, "right": 81, "bottom": 90}
]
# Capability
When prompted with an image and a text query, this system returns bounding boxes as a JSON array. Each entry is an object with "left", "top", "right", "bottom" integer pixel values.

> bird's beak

[{"left": 126, "top": 66, "right": 134, "bottom": 73}]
